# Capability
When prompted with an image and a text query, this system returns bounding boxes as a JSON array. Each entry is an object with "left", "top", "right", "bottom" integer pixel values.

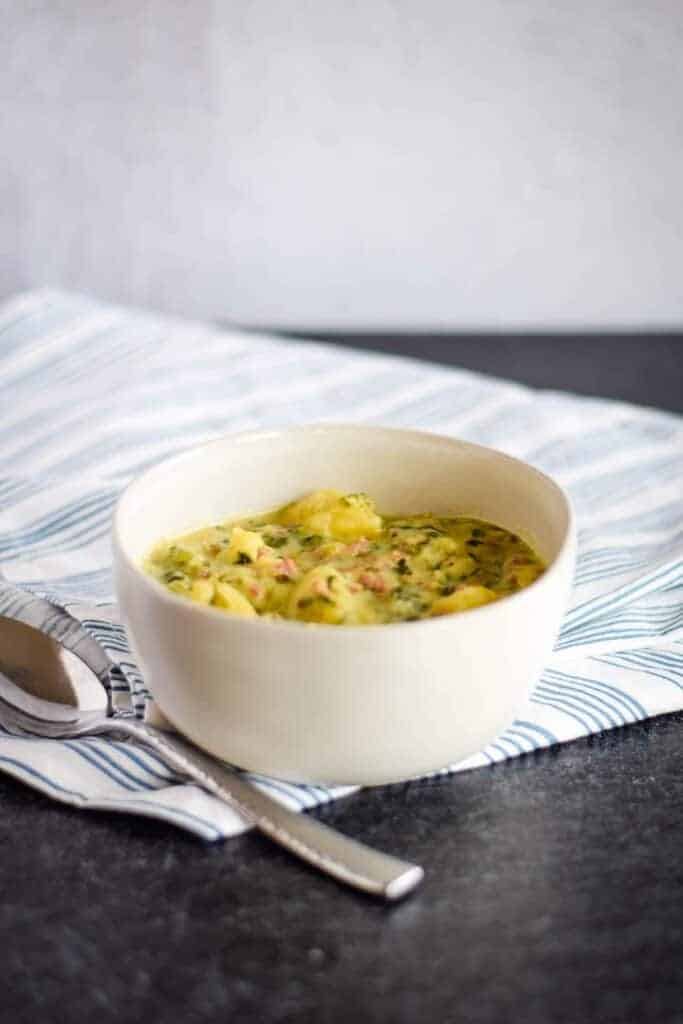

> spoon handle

[{"left": 103, "top": 717, "right": 423, "bottom": 901}]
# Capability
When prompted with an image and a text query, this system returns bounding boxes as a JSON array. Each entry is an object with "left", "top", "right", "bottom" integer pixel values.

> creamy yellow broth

[{"left": 144, "top": 490, "right": 545, "bottom": 625}]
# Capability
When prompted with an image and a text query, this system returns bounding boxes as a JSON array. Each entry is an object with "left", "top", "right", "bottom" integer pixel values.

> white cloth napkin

[{"left": 0, "top": 288, "right": 681, "bottom": 838}]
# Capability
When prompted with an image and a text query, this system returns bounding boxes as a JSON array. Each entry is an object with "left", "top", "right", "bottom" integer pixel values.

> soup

[{"left": 144, "top": 489, "right": 545, "bottom": 625}]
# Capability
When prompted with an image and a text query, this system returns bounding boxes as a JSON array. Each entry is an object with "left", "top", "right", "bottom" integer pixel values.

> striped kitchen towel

[{"left": 0, "top": 288, "right": 681, "bottom": 839}]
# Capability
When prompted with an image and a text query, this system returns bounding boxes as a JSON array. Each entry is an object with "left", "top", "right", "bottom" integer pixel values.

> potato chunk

[
  {"left": 225, "top": 526, "right": 264, "bottom": 565},
  {"left": 438, "top": 554, "right": 477, "bottom": 579},
  {"left": 212, "top": 581, "right": 257, "bottom": 617},
  {"left": 287, "top": 566, "right": 354, "bottom": 624},
  {"left": 190, "top": 578, "right": 215, "bottom": 604},
  {"left": 325, "top": 496, "right": 383, "bottom": 542},
  {"left": 429, "top": 585, "right": 497, "bottom": 616},
  {"left": 277, "top": 490, "right": 341, "bottom": 526},
  {"left": 278, "top": 490, "right": 382, "bottom": 542}
]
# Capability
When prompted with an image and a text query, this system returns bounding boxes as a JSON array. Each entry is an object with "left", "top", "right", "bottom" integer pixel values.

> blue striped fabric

[{"left": 0, "top": 288, "right": 681, "bottom": 838}]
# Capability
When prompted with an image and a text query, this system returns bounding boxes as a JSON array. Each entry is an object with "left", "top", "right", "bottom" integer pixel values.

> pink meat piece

[{"left": 359, "top": 572, "right": 387, "bottom": 593}]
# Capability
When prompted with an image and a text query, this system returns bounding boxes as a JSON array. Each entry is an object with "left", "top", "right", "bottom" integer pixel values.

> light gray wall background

[{"left": 2, "top": 1, "right": 683, "bottom": 329}]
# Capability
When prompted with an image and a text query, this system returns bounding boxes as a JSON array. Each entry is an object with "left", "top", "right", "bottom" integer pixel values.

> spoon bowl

[{"left": 0, "top": 616, "right": 107, "bottom": 713}]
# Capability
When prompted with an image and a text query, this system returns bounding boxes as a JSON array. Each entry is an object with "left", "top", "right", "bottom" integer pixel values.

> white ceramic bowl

[{"left": 113, "top": 424, "right": 575, "bottom": 786}]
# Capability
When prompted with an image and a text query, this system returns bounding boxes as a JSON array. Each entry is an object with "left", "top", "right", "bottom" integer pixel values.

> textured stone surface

[
  {"left": 289, "top": 333, "right": 683, "bottom": 414},
  {"left": 2, "top": 711, "right": 682, "bottom": 1024}
]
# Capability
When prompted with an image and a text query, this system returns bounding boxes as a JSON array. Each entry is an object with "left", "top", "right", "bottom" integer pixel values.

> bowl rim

[{"left": 112, "top": 422, "right": 576, "bottom": 636}]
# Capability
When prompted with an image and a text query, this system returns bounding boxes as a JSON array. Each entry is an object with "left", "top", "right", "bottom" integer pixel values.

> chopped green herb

[
  {"left": 341, "top": 493, "right": 372, "bottom": 509},
  {"left": 236, "top": 552, "right": 252, "bottom": 564},
  {"left": 301, "top": 534, "right": 322, "bottom": 548},
  {"left": 163, "top": 570, "right": 186, "bottom": 583},
  {"left": 264, "top": 534, "right": 288, "bottom": 548}
]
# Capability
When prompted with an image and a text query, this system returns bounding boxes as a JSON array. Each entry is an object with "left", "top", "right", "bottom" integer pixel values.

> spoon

[{"left": 0, "top": 590, "right": 423, "bottom": 900}]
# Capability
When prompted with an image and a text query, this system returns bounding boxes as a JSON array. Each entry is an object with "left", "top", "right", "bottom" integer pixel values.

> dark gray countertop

[
  {"left": 282, "top": 332, "right": 683, "bottom": 414},
  {"left": 4, "top": 334, "right": 683, "bottom": 1024}
]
